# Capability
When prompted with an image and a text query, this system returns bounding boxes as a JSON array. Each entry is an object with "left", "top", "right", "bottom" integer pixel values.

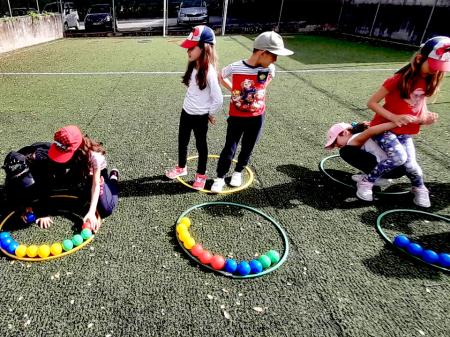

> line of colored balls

[
  {"left": 393, "top": 235, "right": 450, "bottom": 268},
  {"left": 0, "top": 224, "right": 93, "bottom": 259},
  {"left": 176, "top": 217, "right": 281, "bottom": 276}
]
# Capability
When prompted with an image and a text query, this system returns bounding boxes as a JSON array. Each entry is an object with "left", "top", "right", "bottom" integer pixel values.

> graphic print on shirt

[
  {"left": 404, "top": 88, "right": 425, "bottom": 114},
  {"left": 231, "top": 78, "right": 265, "bottom": 112}
]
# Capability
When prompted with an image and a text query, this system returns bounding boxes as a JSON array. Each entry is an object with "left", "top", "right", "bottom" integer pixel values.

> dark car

[
  {"left": 84, "top": 4, "right": 116, "bottom": 31},
  {"left": 177, "top": 0, "right": 208, "bottom": 26}
]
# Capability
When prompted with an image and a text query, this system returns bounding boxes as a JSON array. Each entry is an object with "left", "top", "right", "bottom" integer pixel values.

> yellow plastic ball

[
  {"left": 38, "top": 245, "right": 51, "bottom": 258},
  {"left": 176, "top": 223, "right": 188, "bottom": 234},
  {"left": 183, "top": 237, "right": 196, "bottom": 250},
  {"left": 26, "top": 245, "right": 39, "bottom": 258},
  {"left": 50, "top": 243, "right": 63, "bottom": 256},
  {"left": 179, "top": 217, "right": 191, "bottom": 228},
  {"left": 178, "top": 230, "right": 191, "bottom": 243},
  {"left": 15, "top": 245, "right": 27, "bottom": 258}
]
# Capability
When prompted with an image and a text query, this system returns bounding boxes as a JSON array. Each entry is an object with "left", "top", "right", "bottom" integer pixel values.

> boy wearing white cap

[{"left": 211, "top": 31, "right": 293, "bottom": 192}]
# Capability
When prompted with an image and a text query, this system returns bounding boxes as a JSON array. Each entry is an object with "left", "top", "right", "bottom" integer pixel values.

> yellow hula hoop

[
  {"left": 176, "top": 154, "right": 255, "bottom": 194},
  {"left": 0, "top": 195, "right": 100, "bottom": 262}
]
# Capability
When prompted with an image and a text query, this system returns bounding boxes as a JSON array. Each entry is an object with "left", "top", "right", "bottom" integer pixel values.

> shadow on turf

[{"left": 118, "top": 175, "right": 191, "bottom": 197}]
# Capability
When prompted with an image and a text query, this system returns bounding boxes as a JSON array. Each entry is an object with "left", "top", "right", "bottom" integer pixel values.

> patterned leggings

[{"left": 367, "top": 132, "right": 424, "bottom": 187}]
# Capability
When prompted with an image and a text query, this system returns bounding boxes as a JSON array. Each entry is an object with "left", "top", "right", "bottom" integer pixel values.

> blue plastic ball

[
  {"left": 421, "top": 250, "right": 439, "bottom": 264},
  {"left": 406, "top": 243, "right": 423, "bottom": 256},
  {"left": 249, "top": 260, "right": 263, "bottom": 274},
  {"left": 0, "top": 232, "right": 10, "bottom": 240},
  {"left": 393, "top": 235, "right": 410, "bottom": 248},
  {"left": 6, "top": 241, "right": 19, "bottom": 255},
  {"left": 224, "top": 259, "right": 237, "bottom": 273},
  {"left": 438, "top": 253, "right": 450, "bottom": 268},
  {"left": 236, "top": 261, "right": 251, "bottom": 276},
  {"left": 25, "top": 212, "right": 36, "bottom": 224},
  {"left": 1, "top": 237, "right": 13, "bottom": 250}
]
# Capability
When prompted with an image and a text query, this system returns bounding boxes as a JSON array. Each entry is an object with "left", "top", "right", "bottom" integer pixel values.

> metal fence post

[
  {"left": 369, "top": 0, "right": 382, "bottom": 37},
  {"left": 222, "top": 0, "right": 228, "bottom": 36},
  {"left": 7, "top": 0, "right": 12, "bottom": 17},
  {"left": 276, "top": 0, "right": 285, "bottom": 32},
  {"left": 163, "top": 0, "right": 167, "bottom": 37},
  {"left": 337, "top": 0, "right": 345, "bottom": 29},
  {"left": 112, "top": 0, "right": 116, "bottom": 33},
  {"left": 420, "top": 0, "right": 438, "bottom": 44}
]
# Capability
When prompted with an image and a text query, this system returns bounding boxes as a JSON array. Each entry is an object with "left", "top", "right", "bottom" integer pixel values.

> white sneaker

[
  {"left": 356, "top": 180, "right": 374, "bottom": 201},
  {"left": 412, "top": 186, "right": 431, "bottom": 208},
  {"left": 211, "top": 178, "right": 225, "bottom": 193},
  {"left": 229, "top": 172, "right": 242, "bottom": 187},
  {"left": 352, "top": 174, "right": 392, "bottom": 188}
]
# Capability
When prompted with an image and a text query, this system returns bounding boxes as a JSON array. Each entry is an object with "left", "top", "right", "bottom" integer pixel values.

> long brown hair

[
  {"left": 396, "top": 52, "right": 445, "bottom": 98},
  {"left": 182, "top": 42, "right": 218, "bottom": 90},
  {"left": 73, "top": 135, "right": 106, "bottom": 175}
]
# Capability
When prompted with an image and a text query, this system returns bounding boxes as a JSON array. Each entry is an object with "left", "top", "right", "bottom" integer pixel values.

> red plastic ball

[
  {"left": 82, "top": 222, "right": 91, "bottom": 230},
  {"left": 190, "top": 244, "right": 203, "bottom": 257},
  {"left": 199, "top": 250, "right": 212, "bottom": 265},
  {"left": 210, "top": 255, "right": 225, "bottom": 270}
]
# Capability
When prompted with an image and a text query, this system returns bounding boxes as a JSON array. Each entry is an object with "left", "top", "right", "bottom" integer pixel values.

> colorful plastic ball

[
  {"left": 393, "top": 235, "right": 410, "bottom": 248},
  {"left": 38, "top": 245, "right": 51, "bottom": 258},
  {"left": 266, "top": 250, "right": 281, "bottom": 264},
  {"left": 183, "top": 237, "right": 196, "bottom": 250},
  {"left": 421, "top": 250, "right": 439, "bottom": 264},
  {"left": 6, "top": 241, "right": 19, "bottom": 255},
  {"left": 258, "top": 255, "right": 272, "bottom": 269},
  {"left": 26, "top": 245, "right": 39, "bottom": 257},
  {"left": 249, "top": 260, "right": 263, "bottom": 274},
  {"left": 178, "top": 230, "right": 191, "bottom": 243},
  {"left": 210, "top": 255, "right": 226, "bottom": 270},
  {"left": 224, "top": 259, "right": 237, "bottom": 273},
  {"left": 15, "top": 245, "right": 27, "bottom": 258},
  {"left": 80, "top": 228, "right": 93, "bottom": 240},
  {"left": 438, "top": 253, "right": 450, "bottom": 268},
  {"left": 178, "top": 217, "right": 191, "bottom": 229},
  {"left": 25, "top": 212, "right": 36, "bottom": 224},
  {"left": 1, "top": 236, "right": 13, "bottom": 249},
  {"left": 50, "top": 243, "right": 63, "bottom": 256},
  {"left": 236, "top": 261, "right": 251, "bottom": 276},
  {"left": 0, "top": 232, "right": 10, "bottom": 240},
  {"left": 82, "top": 222, "right": 91, "bottom": 230},
  {"left": 190, "top": 244, "right": 203, "bottom": 257},
  {"left": 62, "top": 239, "right": 74, "bottom": 252},
  {"left": 406, "top": 243, "right": 423, "bottom": 256},
  {"left": 199, "top": 250, "right": 212, "bottom": 265},
  {"left": 176, "top": 223, "right": 188, "bottom": 234},
  {"left": 72, "top": 234, "right": 84, "bottom": 247}
]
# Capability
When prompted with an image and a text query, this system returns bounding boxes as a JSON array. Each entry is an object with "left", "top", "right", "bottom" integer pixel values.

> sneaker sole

[
  {"left": 356, "top": 191, "right": 373, "bottom": 202},
  {"left": 165, "top": 171, "right": 188, "bottom": 180},
  {"left": 229, "top": 182, "right": 242, "bottom": 187}
]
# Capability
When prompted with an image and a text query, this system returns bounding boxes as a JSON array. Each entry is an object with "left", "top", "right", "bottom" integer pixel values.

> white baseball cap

[
  {"left": 420, "top": 36, "right": 450, "bottom": 72},
  {"left": 253, "top": 31, "right": 294, "bottom": 56}
]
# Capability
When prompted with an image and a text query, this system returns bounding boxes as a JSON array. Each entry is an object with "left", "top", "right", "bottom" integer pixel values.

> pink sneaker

[
  {"left": 192, "top": 173, "right": 207, "bottom": 190},
  {"left": 165, "top": 166, "right": 187, "bottom": 180}
]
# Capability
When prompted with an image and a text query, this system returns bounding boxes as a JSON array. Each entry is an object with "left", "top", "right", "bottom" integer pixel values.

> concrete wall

[{"left": 0, "top": 15, "right": 63, "bottom": 54}]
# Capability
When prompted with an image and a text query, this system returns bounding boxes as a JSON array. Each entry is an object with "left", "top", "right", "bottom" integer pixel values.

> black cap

[{"left": 2, "top": 152, "right": 35, "bottom": 188}]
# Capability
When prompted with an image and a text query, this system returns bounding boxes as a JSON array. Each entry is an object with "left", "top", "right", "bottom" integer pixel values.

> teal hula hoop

[
  {"left": 175, "top": 202, "right": 289, "bottom": 279},
  {"left": 376, "top": 209, "right": 450, "bottom": 272}
]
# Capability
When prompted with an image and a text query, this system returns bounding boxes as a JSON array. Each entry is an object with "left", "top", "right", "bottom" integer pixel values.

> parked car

[
  {"left": 84, "top": 4, "right": 116, "bottom": 32},
  {"left": 177, "top": 0, "right": 208, "bottom": 26},
  {"left": 43, "top": 2, "right": 80, "bottom": 30},
  {"left": 10, "top": 8, "right": 38, "bottom": 16}
]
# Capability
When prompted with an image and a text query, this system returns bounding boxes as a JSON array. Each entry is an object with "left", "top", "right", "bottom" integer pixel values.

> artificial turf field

[{"left": 0, "top": 35, "right": 449, "bottom": 337}]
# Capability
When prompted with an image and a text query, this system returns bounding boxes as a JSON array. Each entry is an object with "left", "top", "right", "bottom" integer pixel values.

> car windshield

[
  {"left": 89, "top": 6, "right": 110, "bottom": 14},
  {"left": 182, "top": 0, "right": 204, "bottom": 8}
]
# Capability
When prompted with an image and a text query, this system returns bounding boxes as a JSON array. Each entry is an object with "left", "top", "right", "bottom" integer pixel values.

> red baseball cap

[
  {"left": 420, "top": 36, "right": 450, "bottom": 72},
  {"left": 180, "top": 25, "right": 216, "bottom": 49},
  {"left": 48, "top": 125, "right": 83, "bottom": 163}
]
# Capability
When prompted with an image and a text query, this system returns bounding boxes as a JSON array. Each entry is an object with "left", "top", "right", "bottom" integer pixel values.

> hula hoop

[
  {"left": 175, "top": 202, "right": 289, "bottom": 279},
  {"left": 0, "top": 195, "right": 100, "bottom": 262},
  {"left": 176, "top": 154, "right": 254, "bottom": 194},
  {"left": 376, "top": 209, "right": 450, "bottom": 272},
  {"left": 319, "top": 154, "right": 410, "bottom": 196}
]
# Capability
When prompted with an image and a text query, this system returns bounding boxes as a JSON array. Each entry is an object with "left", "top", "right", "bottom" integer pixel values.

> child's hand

[
  {"left": 36, "top": 217, "right": 53, "bottom": 229},
  {"left": 419, "top": 112, "right": 439, "bottom": 125},
  {"left": 392, "top": 114, "right": 417, "bottom": 126},
  {"left": 83, "top": 212, "right": 100, "bottom": 233},
  {"left": 208, "top": 115, "right": 216, "bottom": 125}
]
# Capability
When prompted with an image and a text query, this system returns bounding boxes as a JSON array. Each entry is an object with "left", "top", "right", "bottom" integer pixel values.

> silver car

[{"left": 177, "top": 0, "right": 208, "bottom": 26}]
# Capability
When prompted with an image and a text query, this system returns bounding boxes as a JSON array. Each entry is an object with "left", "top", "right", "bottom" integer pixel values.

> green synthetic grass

[{"left": 0, "top": 35, "right": 449, "bottom": 337}]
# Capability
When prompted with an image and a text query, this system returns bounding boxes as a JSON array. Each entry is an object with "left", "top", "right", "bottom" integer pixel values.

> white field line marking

[{"left": 0, "top": 68, "right": 397, "bottom": 76}]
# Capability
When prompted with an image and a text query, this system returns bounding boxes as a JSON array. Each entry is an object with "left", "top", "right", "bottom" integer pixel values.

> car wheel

[
  {"left": 64, "top": 22, "right": 69, "bottom": 31},
  {"left": 75, "top": 21, "right": 79, "bottom": 30}
]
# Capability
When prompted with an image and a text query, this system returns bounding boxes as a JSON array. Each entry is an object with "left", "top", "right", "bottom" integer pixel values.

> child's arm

[
  {"left": 417, "top": 101, "right": 439, "bottom": 125},
  {"left": 347, "top": 122, "right": 397, "bottom": 147},
  {"left": 367, "top": 86, "right": 417, "bottom": 127},
  {"left": 219, "top": 72, "right": 232, "bottom": 92},
  {"left": 83, "top": 168, "right": 101, "bottom": 232}
]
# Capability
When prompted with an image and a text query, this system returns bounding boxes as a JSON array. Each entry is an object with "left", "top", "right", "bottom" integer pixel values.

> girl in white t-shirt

[
  {"left": 36, "top": 125, "right": 119, "bottom": 232},
  {"left": 165, "top": 25, "right": 223, "bottom": 190}
]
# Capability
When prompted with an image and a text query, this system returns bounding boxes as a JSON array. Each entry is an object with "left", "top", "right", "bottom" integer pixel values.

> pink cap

[
  {"left": 324, "top": 123, "right": 352, "bottom": 150},
  {"left": 421, "top": 36, "right": 450, "bottom": 72}
]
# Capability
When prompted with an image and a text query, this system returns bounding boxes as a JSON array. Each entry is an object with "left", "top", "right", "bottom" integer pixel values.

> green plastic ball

[
  {"left": 72, "top": 234, "right": 84, "bottom": 246},
  {"left": 258, "top": 255, "right": 272, "bottom": 269},
  {"left": 266, "top": 250, "right": 280, "bottom": 264},
  {"left": 62, "top": 239, "right": 73, "bottom": 252},
  {"left": 80, "top": 228, "right": 93, "bottom": 240}
]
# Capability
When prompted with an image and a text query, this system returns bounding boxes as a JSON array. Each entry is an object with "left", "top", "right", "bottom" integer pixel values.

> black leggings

[{"left": 339, "top": 145, "right": 405, "bottom": 179}]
